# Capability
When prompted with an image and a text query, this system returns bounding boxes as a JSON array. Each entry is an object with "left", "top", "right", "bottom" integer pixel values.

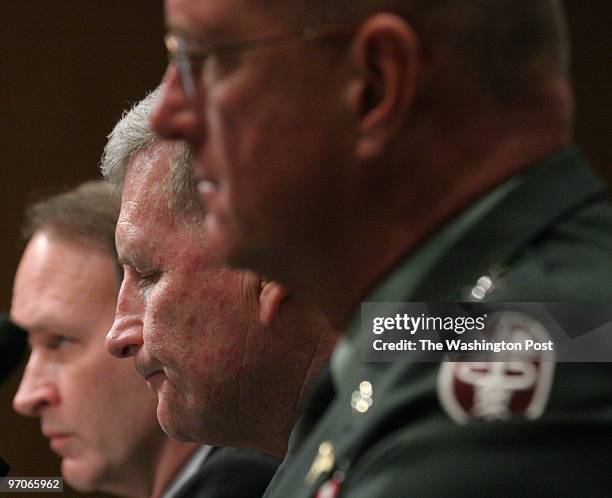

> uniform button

[
  {"left": 359, "top": 381, "right": 373, "bottom": 396},
  {"left": 470, "top": 275, "right": 494, "bottom": 300},
  {"left": 351, "top": 380, "right": 374, "bottom": 413},
  {"left": 305, "top": 441, "right": 336, "bottom": 485}
]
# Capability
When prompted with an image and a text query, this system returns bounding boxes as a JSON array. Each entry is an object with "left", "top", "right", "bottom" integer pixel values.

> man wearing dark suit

[
  {"left": 12, "top": 181, "right": 279, "bottom": 498},
  {"left": 151, "top": 0, "right": 612, "bottom": 496},
  {"left": 170, "top": 447, "right": 278, "bottom": 498}
]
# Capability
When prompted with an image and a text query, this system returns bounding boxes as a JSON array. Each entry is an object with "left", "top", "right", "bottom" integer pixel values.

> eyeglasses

[{"left": 165, "top": 24, "right": 356, "bottom": 100}]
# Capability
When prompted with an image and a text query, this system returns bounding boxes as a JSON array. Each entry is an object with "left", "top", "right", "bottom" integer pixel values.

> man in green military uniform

[
  {"left": 262, "top": 147, "right": 612, "bottom": 497},
  {"left": 151, "top": 0, "right": 612, "bottom": 495}
]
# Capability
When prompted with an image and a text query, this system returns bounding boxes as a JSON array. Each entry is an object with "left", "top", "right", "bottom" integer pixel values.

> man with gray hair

[
  {"left": 12, "top": 180, "right": 277, "bottom": 498},
  {"left": 102, "top": 89, "right": 337, "bottom": 460},
  {"left": 150, "top": 0, "right": 612, "bottom": 496}
]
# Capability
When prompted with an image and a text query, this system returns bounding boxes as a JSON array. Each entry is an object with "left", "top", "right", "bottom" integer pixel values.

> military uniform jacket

[{"left": 264, "top": 148, "right": 612, "bottom": 498}]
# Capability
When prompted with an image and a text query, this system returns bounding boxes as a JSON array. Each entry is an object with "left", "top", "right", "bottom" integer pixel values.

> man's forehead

[
  {"left": 16, "top": 233, "right": 110, "bottom": 292},
  {"left": 165, "top": 0, "right": 230, "bottom": 35},
  {"left": 12, "top": 235, "right": 117, "bottom": 337},
  {"left": 165, "top": 0, "right": 281, "bottom": 39},
  {"left": 116, "top": 193, "right": 165, "bottom": 269},
  {"left": 115, "top": 212, "right": 156, "bottom": 266},
  {"left": 125, "top": 143, "right": 171, "bottom": 188},
  {"left": 120, "top": 146, "right": 169, "bottom": 219}
]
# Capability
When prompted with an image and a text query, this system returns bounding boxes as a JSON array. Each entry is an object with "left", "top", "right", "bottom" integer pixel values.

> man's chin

[
  {"left": 61, "top": 458, "right": 99, "bottom": 493},
  {"left": 158, "top": 422, "right": 197, "bottom": 443},
  {"left": 156, "top": 402, "right": 196, "bottom": 443}
]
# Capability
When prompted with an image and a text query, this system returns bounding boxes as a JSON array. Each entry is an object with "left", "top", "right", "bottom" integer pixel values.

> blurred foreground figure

[
  {"left": 151, "top": 0, "right": 612, "bottom": 496},
  {"left": 12, "top": 181, "right": 278, "bottom": 498}
]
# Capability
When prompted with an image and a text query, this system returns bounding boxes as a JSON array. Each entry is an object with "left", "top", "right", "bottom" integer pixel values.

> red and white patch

[
  {"left": 314, "top": 476, "right": 342, "bottom": 498},
  {"left": 438, "top": 311, "right": 555, "bottom": 424}
]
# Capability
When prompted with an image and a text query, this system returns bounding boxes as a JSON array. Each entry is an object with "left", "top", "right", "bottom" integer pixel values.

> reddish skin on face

[
  {"left": 109, "top": 144, "right": 252, "bottom": 444},
  {"left": 107, "top": 142, "right": 337, "bottom": 456},
  {"left": 108, "top": 145, "right": 330, "bottom": 453}
]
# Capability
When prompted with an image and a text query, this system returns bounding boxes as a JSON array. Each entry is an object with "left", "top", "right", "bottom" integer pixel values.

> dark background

[
  {"left": 1, "top": 2, "right": 165, "bottom": 497},
  {"left": 0, "top": 1, "right": 610, "bottom": 497}
]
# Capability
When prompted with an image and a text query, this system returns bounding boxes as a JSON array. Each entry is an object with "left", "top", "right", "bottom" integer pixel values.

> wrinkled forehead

[
  {"left": 121, "top": 144, "right": 172, "bottom": 215},
  {"left": 117, "top": 145, "right": 187, "bottom": 267}
]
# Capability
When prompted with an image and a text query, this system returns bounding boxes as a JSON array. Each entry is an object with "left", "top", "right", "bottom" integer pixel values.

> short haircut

[
  {"left": 281, "top": 0, "right": 570, "bottom": 103},
  {"left": 100, "top": 88, "right": 201, "bottom": 218},
  {"left": 22, "top": 180, "right": 122, "bottom": 280}
]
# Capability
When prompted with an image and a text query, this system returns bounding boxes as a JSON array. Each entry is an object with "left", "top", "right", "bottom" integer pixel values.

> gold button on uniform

[{"left": 305, "top": 441, "right": 336, "bottom": 485}]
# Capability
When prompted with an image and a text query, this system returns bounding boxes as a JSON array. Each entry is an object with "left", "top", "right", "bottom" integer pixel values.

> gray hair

[{"left": 100, "top": 87, "right": 201, "bottom": 217}]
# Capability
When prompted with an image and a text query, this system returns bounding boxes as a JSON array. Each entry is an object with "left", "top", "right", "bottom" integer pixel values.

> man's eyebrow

[
  {"left": 117, "top": 254, "right": 131, "bottom": 267},
  {"left": 117, "top": 250, "right": 139, "bottom": 268},
  {"left": 117, "top": 244, "right": 154, "bottom": 270},
  {"left": 116, "top": 218, "right": 155, "bottom": 269},
  {"left": 24, "top": 323, "right": 68, "bottom": 338},
  {"left": 166, "top": 17, "right": 199, "bottom": 37},
  {"left": 24, "top": 327, "right": 49, "bottom": 342},
  {"left": 166, "top": 17, "right": 227, "bottom": 43}
]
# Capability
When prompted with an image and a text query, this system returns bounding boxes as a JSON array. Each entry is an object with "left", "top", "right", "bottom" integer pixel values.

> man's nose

[
  {"left": 13, "top": 354, "right": 59, "bottom": 417},
  {"left": 106, "top": 278, "right": 144, "bottom": 358},
  {"left": 150, "top": 64, "right": 206, "bottom": 143},
  {"left": 106, "top": 317, "right": 145, "bottom": 358}
]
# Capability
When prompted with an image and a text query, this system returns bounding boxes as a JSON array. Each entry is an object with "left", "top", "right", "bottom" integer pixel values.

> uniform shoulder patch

[{"left": 437, "top": 311, "right": 556, "bottom": 424}]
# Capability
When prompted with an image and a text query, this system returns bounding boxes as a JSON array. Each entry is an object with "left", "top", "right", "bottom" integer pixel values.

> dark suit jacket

[
  {"left": 0, "top": 456, "right": 8, "bottom": 479},
  {"left": 174, "top": 447, "right": 280, "bottom": 498},
  {"left": 265, "top": 148, "right": 612, "bottom": 498}
]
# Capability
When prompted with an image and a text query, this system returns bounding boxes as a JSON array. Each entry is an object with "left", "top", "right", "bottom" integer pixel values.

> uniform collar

[
  {"left": 331, "top": 147, "right": 605, "bottom": 390},
  {"left": 331, "top": 168, "right": 521, "bottom": 389}
]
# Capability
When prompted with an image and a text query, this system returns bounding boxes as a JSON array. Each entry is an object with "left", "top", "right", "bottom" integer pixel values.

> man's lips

[
  {"left": 145, "top": 370, "right": 163, "bottom": 381},
  {"left": 134, "top": 356, "right": 163, "bottom": 381},
  {"left": 144, "top": 370, "right": 166, "bottom": 392},
  {"left": 43, "top": 430, "right": 71, "bottom": 439},
  {"left": 136, "top": 363, "right": 162, "bottom": 381},
  {"left": 134, "top": 354, "right": 167, "bottom": 391},
  {"left": 135, "top": 361, "right": 166, "bottom": 389},
  {"left": 44, "top": 433, "right": 73, "bottom": 455}
]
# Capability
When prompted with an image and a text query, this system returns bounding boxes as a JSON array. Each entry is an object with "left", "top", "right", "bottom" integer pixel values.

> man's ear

[
  {"left": 259, "top": 281, "right": 289, "bottom": 328},
  {"left": 350, "top": 13, "right": 423, "bottom": 160}
]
